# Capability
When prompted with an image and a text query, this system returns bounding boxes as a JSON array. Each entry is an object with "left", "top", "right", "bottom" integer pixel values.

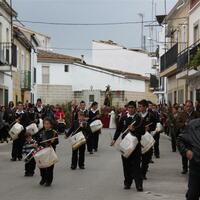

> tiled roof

[
  {"left": 37, "top": 49, "right": 82, "bottom": 64},
  {"left": 75, "top": 62, "right": 148, "bottom": 81}
]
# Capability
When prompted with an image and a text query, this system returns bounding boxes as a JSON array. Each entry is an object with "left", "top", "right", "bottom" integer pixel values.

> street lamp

[{"left": 138, "top": 13, "right": 144, "bottom": 50}]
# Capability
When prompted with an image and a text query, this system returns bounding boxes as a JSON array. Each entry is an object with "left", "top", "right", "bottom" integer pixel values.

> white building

[
  {"left": 0, "top": 0, "right": 17, "bottom": 106},
  {"left": 92, "top": 40, "right": 155, "bottom": 76},
  {"left": 35, "top": 50, "right": 156, "bottom": 106}
]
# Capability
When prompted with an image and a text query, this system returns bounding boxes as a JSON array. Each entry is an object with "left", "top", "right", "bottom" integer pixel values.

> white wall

[
  {"left": 36, "top": 62, "right": 145, "bottom": 93},
  {"left": 189, "top": 3, "right": 200, "bottom": 45},
  {"left": 92, "top": 41, "right": 154, "bottom": 76}
]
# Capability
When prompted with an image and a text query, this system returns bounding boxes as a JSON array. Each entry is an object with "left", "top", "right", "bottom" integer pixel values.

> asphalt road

[{"left": 0, "top": 129, "right": 187, "bottom": 200}]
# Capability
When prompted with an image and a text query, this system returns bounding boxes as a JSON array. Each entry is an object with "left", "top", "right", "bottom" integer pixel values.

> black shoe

[
  {"left": 71, "top": 166, "right": 76, "bottom": 170},
  {"left": 143, "top": 175, "right": 147, "bottom": 180},
  {"left": 94, "top": 149, "right": 98, "bottom": 152},
  {"left": 45, "top": 182, "right": 52, "bottom": 187},
  {"left": 181, "top": 170, "right": 188, "bottom": 174},
  {"left": 89, "top": 152, "right": 93, "bottom": 154},
  {"left": 124, "top": 185, "right": 131, "bottom": 190},
  {"left": 79, "top": 166, "right": 85, "bottom": 170},
  {"left": 150, "top": 160, "right": 154, "bottom": 163},
  {"left": 18, "top": 158, "right": 22, "bottom": 161},
  {"left": 155, "top": 155, "right": 160, "bottom": 159},
  {"left": 172, "top": 150, "right": 176, "bottom": 152},
  {"left": 137, "top": 187, "right": 143, "bottom": 192},
  {"left": 39, "top": 179, "right": 46, "bottom": 186},
  {"left": 10, "top": 158, "right": 16, "bottom": 161}
]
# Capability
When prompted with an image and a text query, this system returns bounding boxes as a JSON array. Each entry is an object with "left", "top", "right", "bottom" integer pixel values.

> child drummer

[
  {"left": 22, "top": 132, "right": 37, "bottom": 177},
  {"left": 37, "top": 117, "right": 59, "bottom": 187},
  {"left": 66, "top": 111, "right": 89, "bottom": 170}
]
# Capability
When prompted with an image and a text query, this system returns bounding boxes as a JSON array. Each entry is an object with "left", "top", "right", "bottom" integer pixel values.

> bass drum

[
  {"left": 9, "top": 123, "right": 24, "bottom": 140},
  {"left": 69, "top": 131, "right": 86, "bottom": 150},
  {"left": 34, "top": 147, "right": 58, "bottom": 168},
  {"left": 26, "top": 123, "right": 38, "bottom": 135},
  {"left": 90, "top": 120, "right": 103, "bottom": 133},
  {"left": 117, "top": 132, "right": 138, "bottom": 158},
  {"left": 141, "top": 131, "right": 155, "bottom": 154}
]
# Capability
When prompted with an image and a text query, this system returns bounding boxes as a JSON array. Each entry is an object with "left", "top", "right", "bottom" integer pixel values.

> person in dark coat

[
  {"left": 176, "top": 100, "right": 200, "bottom": 174},
  {"left": 36, "top": 117, "right": 59, "bottom": 187},
  {"left": 88, "top": 102, "right": 101, "bottom": 153},
  {"left": 66, "top": 111, "right": 89, "bottom": 170},
  {"left": 138, "top": 99, "right": 157, "bottom": 180},
  {"left": 11, "top": 102, "right": 27, "bottom": 161},
  {"left": 111, "top": 101, "right": 144, "bottom": 191},
  {"left": 177, "top": 118, "right": 200, "bottom": 200}
]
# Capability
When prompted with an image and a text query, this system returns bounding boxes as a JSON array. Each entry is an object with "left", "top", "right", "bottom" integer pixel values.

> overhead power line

[{"left": 16, "top": 19, "right": 157, "bottom": 26}]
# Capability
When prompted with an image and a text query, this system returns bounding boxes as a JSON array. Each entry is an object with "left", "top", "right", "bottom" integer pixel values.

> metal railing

[
  {"left": 177, "top": 38, "right": 200, "bottom": 71},
  {"left": 0, "top": 42, "right": 17, "bottom": 67},
  {"left": 20, "top": 70, "right": 31, "bottom": 90},
  {"left": 160, "top": 43, "right": 178, "bottom": 72}
]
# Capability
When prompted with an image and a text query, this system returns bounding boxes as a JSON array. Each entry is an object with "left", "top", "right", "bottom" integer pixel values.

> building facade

[{"left": 0, "top": 0, "right": 17, "bottom": 106}]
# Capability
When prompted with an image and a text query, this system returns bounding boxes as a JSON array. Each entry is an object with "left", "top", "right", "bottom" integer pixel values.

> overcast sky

[{"left": 13, "top": 0, "right": 177, "bottom": 61}]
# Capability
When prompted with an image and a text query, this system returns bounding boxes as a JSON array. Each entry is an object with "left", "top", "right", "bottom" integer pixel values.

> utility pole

[{"left": 138, "top": 13, "right": 144, "bottom": 50}]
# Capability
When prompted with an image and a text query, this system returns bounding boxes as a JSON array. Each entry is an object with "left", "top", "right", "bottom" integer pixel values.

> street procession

[{"left": 1, "top": 0, "right": 200, "bottom": 200}]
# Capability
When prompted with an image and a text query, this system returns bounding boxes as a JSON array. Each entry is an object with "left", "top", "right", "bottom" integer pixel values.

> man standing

[
  {"left": 177, "top": 118, "right": 200, "bottom": 200},
  {"left": 176, "top": 100, "right": 199, "bottom": 174},
  {"left": 111, "top": 101, "right": 144, "bottom": 191},
  {"left": 138, "top": 99, "right": 157, "bottom": 180}
]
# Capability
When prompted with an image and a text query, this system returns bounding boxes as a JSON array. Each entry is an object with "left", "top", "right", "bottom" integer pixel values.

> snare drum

[
  {"left": 9, "top": 123, "right": 24, "bottom": 140},
  {"left": 69, "top": 131, "right": 86, "bottom": 150},
  {"left": 26, "top": 123, "right": 38, "bottom": 135},
  {"left": 141, "top": 132, "right": 155, "bottom": 154},
  {"left": 117, "top": 132, "right": 138, "bottom": 158},
  {"left": 33, "top": 147, "right": 58, "bottom": 168},
  {"left": 90, "top": 120, "right": 103, "bottom": 133}
]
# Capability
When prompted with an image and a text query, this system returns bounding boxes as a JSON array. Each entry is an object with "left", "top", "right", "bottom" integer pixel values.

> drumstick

[
  {"left": 39, "top": 137, "right": 59, "bottom": 144},
  {"left": 122, "top": 121, "right": 136, "bottom": 134}
]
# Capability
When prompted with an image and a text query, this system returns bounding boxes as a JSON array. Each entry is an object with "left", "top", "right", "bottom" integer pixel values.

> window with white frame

[
  {"left": 194, "top": 22, "right": 199, "bottom": 43},
  {"left": 42, "top": 66, "right": 50, "bottom": 84}
]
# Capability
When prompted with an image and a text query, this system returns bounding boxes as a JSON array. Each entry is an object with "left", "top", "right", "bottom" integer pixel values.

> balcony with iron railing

[
  {"left": 160, "top": 43, "right": 178, "bottom": 72},
  {"left": 0, "top": 42, "right": 17, "bottom": 69},
  {"left": 177, "top": 38, "right": 200, "bottom": 72},
  {"left": 20, "top": 70, "right": 31, "bottom": 90}
]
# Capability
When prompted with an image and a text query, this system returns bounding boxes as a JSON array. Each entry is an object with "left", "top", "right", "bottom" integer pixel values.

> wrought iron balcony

[
  {"left": 20, "top": 70, "right": 31, "bottom": 90},
  {"left": 160, "top": 43, "right": 178, "bottom": 72},
  {"left": 0, "top": 42, "right": 17, "bottom": 68},
  {"left": 177, "top": 39, "right": 200, "bottom": 71}
]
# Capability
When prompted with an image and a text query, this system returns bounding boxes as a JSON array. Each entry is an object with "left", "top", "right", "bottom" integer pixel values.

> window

[
  {"left": 89, "top": 95, "right": 95, "bottom": 103},
  {"left": 64, "top": 65, "right": 69, "bottom": 72},
  {"left": 174, "top": 91, "right": 177, "bottom": 104},
  {"left": 6, "top": 28, "right": 9, "bottom": 43},
  {"left": 168, "top": 93, "right": 172, "bottom": 104},
  {"left": 194, "top": 24, "right": 199, "bottom": 43},
  {"left": 33, "top": 68, "right": 36, "bottom": 83},
  {"left": 178, "top": 89, "right": 184, "bottom": 104},
  {"left": 42, "top": 66, "right": 50, "bottom": 84}
]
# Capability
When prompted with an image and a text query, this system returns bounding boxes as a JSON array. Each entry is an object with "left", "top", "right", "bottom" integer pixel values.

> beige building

[
  {"left": 160, "top": 0, "right": 190, "bottom": 104},
  {"left": 12, "top": 26, "right": 33, "bottom": 104}
]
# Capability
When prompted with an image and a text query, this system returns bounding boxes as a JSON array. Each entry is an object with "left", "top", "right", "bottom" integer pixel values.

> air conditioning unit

[{"left": 151, "top": 58, "right": 158, "bottom": 69}]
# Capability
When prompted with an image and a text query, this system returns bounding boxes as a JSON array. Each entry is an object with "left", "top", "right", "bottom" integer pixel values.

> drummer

[
  {"left": 88, "top": 102, "right": 101, "bottom": 153},
  {"left": 110, "top": 101, "right": 144, "bottom": 191},
  {"left": 22, "top": 132, "right": 37, "bottom": 177},
  {"left": 11, "top": 102, "right": 27, "bottom": 161},
  {"left": 36, "top": 117, "right": 59, "bottom": 187},
  {"left": 66, "top": 111, "right": 89, "bottom": 170}
]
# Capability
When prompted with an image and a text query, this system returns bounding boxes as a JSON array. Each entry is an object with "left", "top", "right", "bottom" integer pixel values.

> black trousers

[
  {"left": 169, "top": 127, "right": 177, "bottom": 152},
  {"left": 186, "top": 173, "right": 200, "bottom": 200},
  {"left": 182, "top": 156, "right": 188, "bottom": 171},
  {"left": 93, "top": 132, "right": 100, "bottom": 151},
  {"left": 71, "top": 144, "right": 86, "bottom": 168},
  {"left": 11, "top": 138, "right": 24, "bottom": 159},
  {"left": 0, "top": 126, "right": 9, "bottom": 141},
  {"left": 121, "top": 150, "right": 143, "bottom": 188},
  {"left": 87, "top": 134, "right": 93, "bottom": 152},
  {"left": 40, "top": 165, "right": 54, "bottom": 184},
  {"left": 25, "top": 159, "right": 36, "bottom": 175},
  {"left": 141, "top": 148, "right": 153, "bottom": 177},
  {"left": 153, "top": 133, "right": 160, "bottom": 157}
]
